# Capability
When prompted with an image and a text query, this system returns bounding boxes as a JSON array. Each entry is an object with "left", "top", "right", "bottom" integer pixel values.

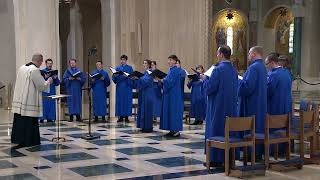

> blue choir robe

[
  {"left": 90, "top": 69, "right": 111, "bottom": 116},
  {"left": 203, "top": 61, "right": 238, "bottom": 163},
  {"left": 267, "top": 67, "right": 292, "bottom": 155},
  {"left": 41, "top": 68, "right": 60, "bottom": 121},
  {"left": 129, "top": 71, "right": 154, "bottom": 131},
  {"left": 267, "top": 67, "right": 292, "bottom": 115},
  {"left": 238, "top": 59, "right": 267, "bottom": 133},
  {"left": 152, "top": 79, "right": 162, "bottom": 118},
  {"left": 160, "top": 66, "right": 184, "bottom": 132},
  {"left": 236, "top": 79, "right": 242, "bottom": 116},
  {"left": 187, "top": 79, "right": 206, "bottom": 120},
  {"left": 112, "top": 64, "right": 133, "bottom": 116},
  {"left": 283, "top": 68, "right": 293, "bottom": 123},
  {"left": 63, "top": 68, "right": 86, "bottom": 115},
  {"left": 238, "top": 59, "right": 267, "bottom": 157},
  {"left": 179, "top": 68, "right": 186, "bottom": 101}
]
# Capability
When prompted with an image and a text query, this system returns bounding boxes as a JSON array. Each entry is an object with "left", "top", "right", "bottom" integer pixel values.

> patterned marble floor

[{"left": 1, "top": 110, "right": 320, "bottom": 180}]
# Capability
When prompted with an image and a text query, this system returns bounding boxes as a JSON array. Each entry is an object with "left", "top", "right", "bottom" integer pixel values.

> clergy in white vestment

[{"left": 11, "top": 53, "right": 53, "bottom": 149}]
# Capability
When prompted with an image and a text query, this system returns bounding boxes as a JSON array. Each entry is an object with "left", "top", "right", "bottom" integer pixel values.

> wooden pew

[
  {"left": 291, "top": 109, "right": 320, "bottom": 164},
  {"left": 206, "top": 116, "right": 266, "bottom": 178}
]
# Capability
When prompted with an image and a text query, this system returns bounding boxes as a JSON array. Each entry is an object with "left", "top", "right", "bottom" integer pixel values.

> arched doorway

[
  {"left": 59, "top": 0, "right": 102, "bottom": 74},
  {"left": 212, "top": 8, "right": 248, "bottom": 71},
  {"left": 59, "top": 0, "right": 102, "bottom": 99},
  {"left": 264, "top": 6, "right": 294, "bottom": 57}
]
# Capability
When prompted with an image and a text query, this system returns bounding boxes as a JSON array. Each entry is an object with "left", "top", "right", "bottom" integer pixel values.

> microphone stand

[{"left": 81, "top": 47, "right": 100, "bottom": 140}]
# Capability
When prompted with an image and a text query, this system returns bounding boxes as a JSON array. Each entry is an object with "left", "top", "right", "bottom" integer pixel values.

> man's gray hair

[
  {"left": 250, "top": 46, "right": 263, "bottom": 56},
  {"left": 32, "top": 53, "right": 43, "bottom": 62}
]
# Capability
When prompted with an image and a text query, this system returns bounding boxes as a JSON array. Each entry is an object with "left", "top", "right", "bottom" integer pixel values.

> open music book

[
  {"left": 204, "top": 66, "right": 216, "bottom": 77},
  {"left": 40, "top": 69, "right": 58, "bottom": 78},
  {"left": 71, "top": 71, "right": 81, "bottom": 77},
  {"left": 186, "top": 68, "right": 199, "bottom": 81},
  {"left": 203, "top": 66, "right": 243, "bottom": 80},
  {"left": 148, "top": 69, "right": 167, "bottom": 79},
  {"left": 128, "top": 71, "right": 144, "bottom": 78},
  {"left": 109, "top": 67, "right": 130, "bottom": 76},
  {"left": 89, "top": 72, "right": 102, "bottom": 79},
  {"left": 45, "top": 94, "right": 71, "bottom": 99}
]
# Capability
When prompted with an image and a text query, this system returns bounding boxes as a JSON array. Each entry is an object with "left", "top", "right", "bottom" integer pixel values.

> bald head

[
  {"left": 32, "top": 53, "right": 43, "bottom": 68},
  {"left": 248, "top": 46, "right": 263, "bottom": 63}
]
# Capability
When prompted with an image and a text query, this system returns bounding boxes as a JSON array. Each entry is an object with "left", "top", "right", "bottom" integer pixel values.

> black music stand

[
  {"left": 45, "top": 94, "right": 70, "bottom": 142},
  {"left": 81, "top": 46, "right": 100, "bottom": 140}
]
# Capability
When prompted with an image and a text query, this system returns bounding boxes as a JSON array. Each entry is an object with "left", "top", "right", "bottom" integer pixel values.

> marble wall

[
  {"left": 117, "top": 0, "right": 208, "bottom": 72},
  {"left": 12, "top": 0, "right": 60, "bottom": 70},
  {"left": 117, "top": 0, "right": 150, "bottom": 72},
  {"left": 148, "top": 0, "right": 207, "bottom": 71},
  {"left": 0, "top": 0, "right": 16, "bottom": 84}
]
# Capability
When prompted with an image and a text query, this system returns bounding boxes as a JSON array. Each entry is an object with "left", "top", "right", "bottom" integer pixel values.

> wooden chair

[
  {"left": 261, "top": 114, "right": 303, "bottom": 171},
  {"left": 206, "top": 116, "right": 257, "bottom": 177},
  {"left": 291, "top": 109, "right": 319, "bottom": 164},
  {"left": 292, "top": 100, "right": 312, "bottom": 129},
  {"left": 311, "top": 103, "right": 320, "bottom": 153},
  {"left": 263, "top": 114, "right": 291, "bottom": 167}
]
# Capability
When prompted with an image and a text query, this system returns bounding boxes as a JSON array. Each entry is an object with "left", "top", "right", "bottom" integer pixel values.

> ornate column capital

[{"left": 292, "top": 0, "right": 305, "bottom": 18}]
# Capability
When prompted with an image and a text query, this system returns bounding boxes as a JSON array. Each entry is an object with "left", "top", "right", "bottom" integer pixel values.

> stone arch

[{"left": 263, "top": 5, "right": 294, "bottom": 57}]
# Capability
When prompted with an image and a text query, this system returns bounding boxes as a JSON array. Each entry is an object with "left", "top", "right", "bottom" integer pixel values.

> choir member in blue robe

[
  {"left": 187, "top": 65, "right": 206, "bottom": 125},
  {"left": 279, "top": 55, "right": 293, "bottom": 122},
  {"left": 40, "top": 59, "right": 60, "bottom": 123},
  {"left": 159, "top": 55, "right": 184, "bottom": 137},
  {"left": 151, "top": 61, "right": 162, "bottom": 119},
  {"left": 201, "top": 45, "right": 238, "bottom": 166},
  {"left": 238, "top": 46, "right": 267, "bottom": 158},
  {"left": 267, "top": 53, "right": 293, "bottom": 118},
  {"left": 112, "top": 55, "right": 133, "bottom": 123},
  {"left": 90, "top": 61, "right": 111, "bottom": 122},
  {"left": 266, "top": 53, "right": 292, "bottom": 156},
  {"left": 63, "top": 59, "right": 86, "bottom": 122},
  {"left": 265, "top": 53, "right": 292, "bottom": 115},
  {"left": 129, "top": 60, "right": 154, "bottom": 132},
  {"left": 176, "top": 59, "right": 186, "bottom": 103}
]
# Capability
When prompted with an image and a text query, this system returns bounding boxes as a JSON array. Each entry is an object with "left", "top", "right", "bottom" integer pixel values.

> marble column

[
  {"left": 67, "top": 1, "right": 83, "bottom": 71},
  {"left": 13, "top": 0, "right": 60, "bottom": 71},
  {"left": 293, "top": 17, "right": 302, "bottom": 76},
  {"left": 292, "top": 1, "right": 305, "bottom": 77},
  {"left": 297, "top": 0, "right": 320, "bottom": 91},
  {"left": 204, "top": 0, "right": 213, "bottom": 68},
  {"left": 101, "top": 0, "right": 121, "bottom": 117},
  {"left": 248, "top": 0, "right": 258, "bottom": 47},
  {"left": 0, "top": 0, "right": 16, "bottom": 84}
]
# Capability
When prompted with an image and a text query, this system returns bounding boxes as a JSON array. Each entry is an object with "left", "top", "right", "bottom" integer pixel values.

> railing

[{"left": 293, "top": 75, "right": 320, "bottom": 91}]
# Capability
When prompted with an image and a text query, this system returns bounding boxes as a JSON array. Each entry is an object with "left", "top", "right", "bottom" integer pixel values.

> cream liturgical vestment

[{"left": 12, "top": 63, "right": 50, "bottom": 117}]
